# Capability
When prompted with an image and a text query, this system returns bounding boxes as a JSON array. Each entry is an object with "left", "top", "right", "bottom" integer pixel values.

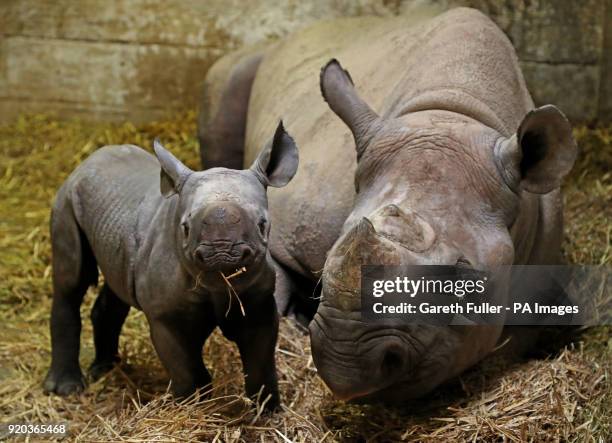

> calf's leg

[
  {"left": 148, "top": 315, "right": 215, "bottom": 399},
  {"left": 44, "top": 195, "right": 98, "bottom": 395},
  {"left": 89, "top": 283, "right": 130, "bottom": 379},
  {"left": 221, "top": 296, "right": 280, "bottom": 411}
]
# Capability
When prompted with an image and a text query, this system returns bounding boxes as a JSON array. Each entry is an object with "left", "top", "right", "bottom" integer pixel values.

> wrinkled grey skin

[
  {"left": 44, "top": 122, "right": 299, "bottom": 411},
  {"left": 198, "top": 8, "right": 577, "bottom": 403}
]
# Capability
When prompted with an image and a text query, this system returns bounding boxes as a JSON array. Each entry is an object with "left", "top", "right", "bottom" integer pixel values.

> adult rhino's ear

[
  {"left": 320, "top": 59, "right": 382, "bottom": 159},
  {"left": 250, "top": 120, "right": 299, "bottom": 188},
  {"left": 153, "top": 139, "right": 193, "bottom": 198},
  {"left": 495, "top": 105, "right": 577, "bottom": 194}
]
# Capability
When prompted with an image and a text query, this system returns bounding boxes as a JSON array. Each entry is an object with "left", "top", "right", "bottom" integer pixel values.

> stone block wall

[
  {"left": 0, "top": 0, "right": 609, "bottom": 123},
  {"left": 435, "top": 0, "right": 608, "bottom": 123}
]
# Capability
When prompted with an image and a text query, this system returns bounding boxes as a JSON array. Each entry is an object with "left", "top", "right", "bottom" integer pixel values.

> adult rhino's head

[
  {"left": 154, "top": 121, "right": 298, "bottom": 283},
  {"left": 309, "top": 59, "right": 577, "bottom": 403}
]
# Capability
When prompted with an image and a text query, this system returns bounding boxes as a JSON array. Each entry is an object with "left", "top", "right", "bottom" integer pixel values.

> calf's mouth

[{"left": 194, "top": 240, "right": 256, "bottom": 271}]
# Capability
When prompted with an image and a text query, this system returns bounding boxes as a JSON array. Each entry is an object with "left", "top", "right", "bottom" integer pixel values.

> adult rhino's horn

[
  {"left": 326, "top": 218, "right": 401, "bottom": 293},
  {"left": 320, "top": 59, "right": 383, "bottom": 160}
]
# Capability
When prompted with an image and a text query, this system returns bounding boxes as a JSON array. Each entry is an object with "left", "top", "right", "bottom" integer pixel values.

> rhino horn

[{"left": 326, "top": 217, "right": 401, "bottom": 294}]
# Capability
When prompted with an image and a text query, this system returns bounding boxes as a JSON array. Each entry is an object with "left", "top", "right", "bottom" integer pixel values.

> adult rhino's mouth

[
  {"left": 309, "top": 301, "right": 429, "bottom": 402},
  {"left": 310, "top": 310, "right": 459, "bottom": 403}
]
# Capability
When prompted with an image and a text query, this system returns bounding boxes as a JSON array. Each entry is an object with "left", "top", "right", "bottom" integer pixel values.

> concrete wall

[{"left": 0, "top": 0, "right": 609, "bottom": 123}]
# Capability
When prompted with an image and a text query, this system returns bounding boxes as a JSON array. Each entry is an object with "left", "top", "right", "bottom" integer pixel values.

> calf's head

[
  {"left": 309, "top": 60, "right": 577, "bottom": 403},
  {"left": 154, "top": 122, "right": 298, "bottom": 281}
]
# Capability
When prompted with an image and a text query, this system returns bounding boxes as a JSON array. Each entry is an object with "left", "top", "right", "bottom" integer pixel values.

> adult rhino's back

[{"left": 244, "top": 7, "right": 533, "bottom": 277}]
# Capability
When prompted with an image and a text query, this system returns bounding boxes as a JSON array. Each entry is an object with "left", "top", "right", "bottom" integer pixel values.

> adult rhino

[{"left": 198, "top": 7, "right": 577, "bottom": 403}]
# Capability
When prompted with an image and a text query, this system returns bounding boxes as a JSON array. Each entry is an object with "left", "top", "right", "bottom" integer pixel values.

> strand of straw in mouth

[
  {"left": 191, "top": 271, "right": 205, "bottom": 291},
  {"left": 220, "top": 267, "right": 247, "bottom": 317}
]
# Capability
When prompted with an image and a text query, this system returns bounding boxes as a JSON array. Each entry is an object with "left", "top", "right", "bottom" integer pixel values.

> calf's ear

[
  {"left": 250, "top": 121, "right": 299, "bottom": 188},
  {"left": 495, "top": 105, "right": 577, "bottom": 194},
  {"left": 153, "top": 139, "right": 193, "bottom": 197}
]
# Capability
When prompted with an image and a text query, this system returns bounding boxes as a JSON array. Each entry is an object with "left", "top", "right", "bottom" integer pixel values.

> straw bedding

[{"left": 0, "top": 112, "right": 609, "bottom": 442}]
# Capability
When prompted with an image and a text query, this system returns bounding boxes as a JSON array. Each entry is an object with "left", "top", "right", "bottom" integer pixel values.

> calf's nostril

[
  {"left": 241, "top": 247, "right": 252, "bottom": 261},
  {"left": 195, "top": 248, "right": 205, "bottom": 263}
]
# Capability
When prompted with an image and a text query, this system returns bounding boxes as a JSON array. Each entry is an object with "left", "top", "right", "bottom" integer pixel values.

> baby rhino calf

[{"left": 43, "top": 122, "right": 298, "bottom": 411}]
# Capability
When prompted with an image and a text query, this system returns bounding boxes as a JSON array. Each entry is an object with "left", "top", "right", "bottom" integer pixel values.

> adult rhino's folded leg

[
  {"left": 270, "top": 255, "right": 318, "bottom": 328},
  {"left": 271, "top": 256, "right": 294, "bottom": 317}
]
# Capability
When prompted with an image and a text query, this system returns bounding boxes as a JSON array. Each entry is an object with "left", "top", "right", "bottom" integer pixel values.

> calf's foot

[
  {"left": 43, "top": 367, "right": 86, "bottom": 395},
  {"left": 88, "top": 356, "right": 121, "bottom": 380}
]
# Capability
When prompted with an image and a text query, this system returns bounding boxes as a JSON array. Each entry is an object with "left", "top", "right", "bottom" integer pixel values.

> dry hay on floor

[{"left": 0, "top": 113, "right": 609, "bottom": 442}]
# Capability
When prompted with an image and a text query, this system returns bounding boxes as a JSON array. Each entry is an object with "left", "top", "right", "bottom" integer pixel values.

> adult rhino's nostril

[{"left": 380, "top": 346, "right": 405, "bottom": 379}]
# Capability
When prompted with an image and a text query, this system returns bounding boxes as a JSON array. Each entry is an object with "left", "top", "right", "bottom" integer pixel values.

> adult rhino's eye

[
  {"left": 181, "top": 221, "right": 190, "bottom": 238},
  {"left": 456, "top": 257, "right": 472, "bottom": 268},
  {"left": 381, "top": 204, "right": 400, "bottom": 217},
  {"left": 258, "top": 218, "right": 267, "bottom": 236}
]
